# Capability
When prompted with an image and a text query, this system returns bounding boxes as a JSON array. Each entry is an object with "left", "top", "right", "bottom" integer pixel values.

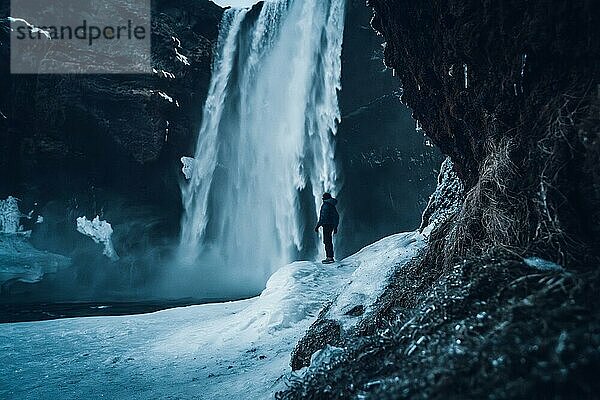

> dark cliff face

[
  {"left": 368, "top": 0, "right": 600, "bottom": 267},
  {"left": 336, "top": 0, "right": 441, "bottom": 257},
  {"left": 282, "top": 1, "right": 600, "bottom": 398},
  {"left": 0, "top": 0, "right": 222, "bottom": 217},
  {"left": 0, "top": 0, "right": 223, "bottom": 303}
]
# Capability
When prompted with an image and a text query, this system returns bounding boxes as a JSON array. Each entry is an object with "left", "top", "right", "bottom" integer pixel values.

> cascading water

[{"left": 179, "top": 0, "right": 345, "bottom": 292}]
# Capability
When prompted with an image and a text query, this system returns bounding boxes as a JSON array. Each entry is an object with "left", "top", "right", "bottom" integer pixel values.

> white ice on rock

[
  {"left": 0, "top": 230, "right": 424, "bottom": 399},
  {"left": 524, "top": 257, "right": 563, "bottom": 272},
  {"left": 76, "top": 216, "right": 119, "bottom": 261},
  {"left": 181, "top": 156, "right": 196, "bottom": 180},
  {"left": 0, "top": 196, "right": 21, "bottom": 233}
]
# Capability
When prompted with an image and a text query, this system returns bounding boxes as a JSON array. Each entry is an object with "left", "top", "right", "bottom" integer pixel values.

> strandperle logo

[
  {"left": 13, "top": 19, "right": 147, "bottom": 46},
  {"left": 10, "top": 0, "right": 151, "bottom": 74}
]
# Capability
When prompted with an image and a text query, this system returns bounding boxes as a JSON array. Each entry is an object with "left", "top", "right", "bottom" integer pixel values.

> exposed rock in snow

[
  {"left": 289, "top": 231, "right": 426, "bottom": 370},
  {"left": 325, "top": 231, "right": 425, "bottom": 333},
  {"left": 76, "top": 216, "right": 119, "bottom": 261}
]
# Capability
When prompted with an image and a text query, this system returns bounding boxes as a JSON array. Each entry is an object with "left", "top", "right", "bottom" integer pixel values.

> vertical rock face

[
  {"left": 0, "top": 0, "right": 224, "bottom": 302},
  {"left": 336, "top": 0, "right": 442, "bottom": 257},
  {"left": 0, "top": 0, "right": 223, "bottom": 208},
  {"left": 369, "top": 0, "right": 600, "bottom": 267},
  {"left": 281, "top": 2, "right": 600, "bottom": 399}
]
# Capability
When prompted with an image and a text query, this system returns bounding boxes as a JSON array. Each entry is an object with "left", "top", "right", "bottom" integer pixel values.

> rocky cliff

[
  {"left": 281, "top": 1, "right": 600, "bottom": 398},
  {"left": 0, "top": 0, "right": 224, "bottom": 302}
]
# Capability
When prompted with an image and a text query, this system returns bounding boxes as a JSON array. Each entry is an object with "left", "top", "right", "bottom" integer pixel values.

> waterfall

[{"left": 179, "top": 0, "right": 346, "bottom": 291}]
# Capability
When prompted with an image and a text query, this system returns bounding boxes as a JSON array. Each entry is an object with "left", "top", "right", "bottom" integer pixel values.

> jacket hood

[{"left": 324, "top": 198, "right": 337, "bottom": 206}]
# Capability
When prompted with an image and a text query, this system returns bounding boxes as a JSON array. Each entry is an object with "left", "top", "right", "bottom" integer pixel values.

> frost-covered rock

[
  {"left": 76, "top": 216, "right": 119, "bottom": 261},
  {"left": 524, "top": 257, "right": 563, "bottom": 272},
  {"left": 0, "top": 196, "right": 22, "bottom": 233},
  {"left": 325, "top": 232, "right": 425, "bottom": 333},
  {"left": 420, "top": 157, "right": 464, "bottom": 236},
  {"left": 289, "top": 231, "right": 426, "bottom": 370}
]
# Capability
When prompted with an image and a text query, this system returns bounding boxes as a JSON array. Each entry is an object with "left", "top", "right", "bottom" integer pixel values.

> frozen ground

[{"left": 0, "top": 232, "right": 424, "bottom": 399}]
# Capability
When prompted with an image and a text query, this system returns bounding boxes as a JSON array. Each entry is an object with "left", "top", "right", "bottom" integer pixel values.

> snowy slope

[{"left": 0, "top": 232, "right": 424, "bottom": 399}]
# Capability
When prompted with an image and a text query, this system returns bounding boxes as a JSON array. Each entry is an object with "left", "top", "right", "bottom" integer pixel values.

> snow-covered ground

[{"left": 0, "top": 232, "right": 424, "bottom": 399}]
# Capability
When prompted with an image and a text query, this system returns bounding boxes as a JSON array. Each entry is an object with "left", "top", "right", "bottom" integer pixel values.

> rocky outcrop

[
  {"left": 367, "top": 0, "right": 600, "bottom": 268},
  {"left": 0, "top": 0, "right": 223, "bottom": 303},
  {"left": 280, "top": 1, "right": 600, "bottom": 398},
  {"left": 0, "top": 0, "right": 222, "bottom": 207}
]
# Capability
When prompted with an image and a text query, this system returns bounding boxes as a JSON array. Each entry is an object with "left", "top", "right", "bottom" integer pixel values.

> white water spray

[{"left": 179, "top": 0, "right": 345, "bottom": 290}]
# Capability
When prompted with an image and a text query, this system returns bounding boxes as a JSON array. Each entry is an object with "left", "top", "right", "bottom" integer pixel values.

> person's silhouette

[{"left": 314, "top": 192, "right": 339, "bottom": 264}]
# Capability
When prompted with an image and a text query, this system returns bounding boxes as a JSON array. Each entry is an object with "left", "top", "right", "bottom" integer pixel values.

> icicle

[{"left": 520, "top": 53, "right": 527, "bottom": 94}]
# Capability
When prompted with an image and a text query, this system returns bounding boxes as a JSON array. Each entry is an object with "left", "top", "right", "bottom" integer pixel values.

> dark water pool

[{"left": 0, "top": 298, "right": 236, "bottom": 323}]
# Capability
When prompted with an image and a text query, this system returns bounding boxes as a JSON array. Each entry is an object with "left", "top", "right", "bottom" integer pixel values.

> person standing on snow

[{"left": 314, "top": 192, "right": 339, "bottom": 264}]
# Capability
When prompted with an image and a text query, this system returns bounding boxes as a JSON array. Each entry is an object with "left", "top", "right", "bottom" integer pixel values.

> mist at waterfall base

[
  {"left": 176, "top": 0, "right": 345, "bottom": 295},
  {"left": 1, "top": 0, "right": 441, "bottom": 315}
]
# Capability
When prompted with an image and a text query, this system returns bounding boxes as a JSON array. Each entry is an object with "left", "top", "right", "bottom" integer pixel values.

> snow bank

[
  {"left": 0, "top": 230, "right": 423, "bottom": 399},
  {"left": 76, "top": 216, "right": 119, "bottom": 261},
  {"left": 324, "top": 231, "right": 425, "bottom": 333}
]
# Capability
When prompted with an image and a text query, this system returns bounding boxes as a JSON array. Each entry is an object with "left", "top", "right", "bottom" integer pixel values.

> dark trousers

[{"left": 322, "top": 225, "right": 335, "bottom": 258}]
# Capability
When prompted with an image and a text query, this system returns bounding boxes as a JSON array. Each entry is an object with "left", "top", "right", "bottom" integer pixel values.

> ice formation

[
  {"left": 0, "top": 234, "right": 71, "bottom": 285},
  {"left": 76, "top": 216, "right": 119, "bottom": 261},
  {"left": 0, "top": 196, "right": 21, "bottom": 233},
  {"left": 180, "top": 156, "right": 196, "bottom": 180},
  {"left": 420, "top": 157, "right": 465, "bottom": 236}
]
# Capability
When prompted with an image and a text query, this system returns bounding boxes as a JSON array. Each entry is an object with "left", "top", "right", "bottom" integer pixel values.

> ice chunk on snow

[
  {"left": 181, "top": 156, "right": 196, "bottom": 180},
  {"left": 524, "top": 257, "right": 563, "bottom": 272},
  {"left": 76, "top": 216, "right": 119, "bottom": 261},
  {"left": 0, "top": 196, "right": 22, "bottom": 233}
]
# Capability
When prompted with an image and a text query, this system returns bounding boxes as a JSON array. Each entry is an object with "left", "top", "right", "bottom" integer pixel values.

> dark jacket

[{"left": 316, "top": 198, "right": 339, "bottom": 229}]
